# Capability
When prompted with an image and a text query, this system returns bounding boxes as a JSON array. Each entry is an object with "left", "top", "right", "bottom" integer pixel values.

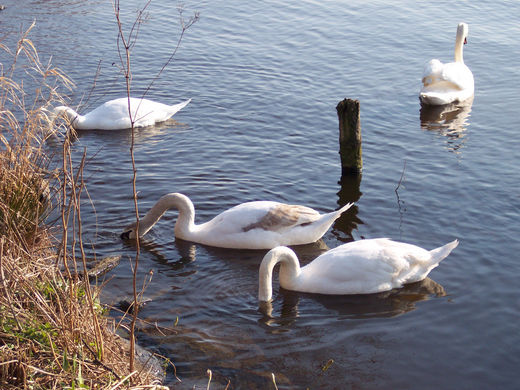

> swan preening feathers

[
  {"left": 258, "top": 238, "right": 459, "bottom": 301},
  {"left": 420, "top": 22, "right": 474, "bottom": 105},
  {"left": 121, "top": 192, "right": 353, "bottom": 250},
  {"left": 54, "top": 97, "right": 191, "bottom": 130}
]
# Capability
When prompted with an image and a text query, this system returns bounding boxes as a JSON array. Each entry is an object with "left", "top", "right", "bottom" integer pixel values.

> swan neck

[
  {"left": 140, "top": 193, "right": 195, "bottom": 237},
  {"left": 454, "top": 23, "right": 466, "bottom": 63},
  {"left": 258, "top": 247, "right": 300, "bottom": 302},
  {"left": 56, "top": 106, "right": 82, "bottom": 127},
  {"left": 171, "top": 194, "right": 196, "bottom": 236}
]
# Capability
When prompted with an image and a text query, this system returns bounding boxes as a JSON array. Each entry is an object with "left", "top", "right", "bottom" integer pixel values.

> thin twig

[
  {"left": 0, "top": 237, "right": 23, "bottom": 332},
  {"left": 82, "top": 339, "right": 121, "bottom": 380},
  {"left": 111, "top": 0, "right": 197, "bottom": 380},
  {"left": 76, "top": 148, "right": 104, "bottom": 359},
  {"left": 21, "top": 362, "right": 60, "bottom": 377},
  {"left": 108, "top": 370, "right": 138, "bottom": 390},
  {"left": 113, "top": 0, "right": 141, "bottom": 374},
  {"left": 271, "top": 373, "right": 279, "bottom": 390},
  {"left": 153, "top": 351, "right": 181, "bottom": 383},
  {"left": 141, "top": 7, "right": 199, "bottom": 100},
  {"left": 395, "top": 159, "right": 406, "bottom": 193},
  {"left": 395, "top": 159, "right": 406, "bottom": 238},
  {"left": 206, "top": 369, "right": 212, "bottom": 390},
  {"left": 0, "top": 359, "right": 18, "bottom": 367}
]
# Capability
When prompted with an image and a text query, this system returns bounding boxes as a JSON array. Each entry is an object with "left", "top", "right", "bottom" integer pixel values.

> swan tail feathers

[
  {"left": 337, "top": 202, "right": 354, "bottom": 216},
  {"left": 428, "top": 239, "right": 459, "bottom": 265},
  {"left": 169, "top": 98, "right": 191, "bottom": 115}
]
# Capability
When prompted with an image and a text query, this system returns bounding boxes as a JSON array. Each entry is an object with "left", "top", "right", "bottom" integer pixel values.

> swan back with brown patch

[{"left": 242, "top": 204, "right": 320, "bottom": 232}]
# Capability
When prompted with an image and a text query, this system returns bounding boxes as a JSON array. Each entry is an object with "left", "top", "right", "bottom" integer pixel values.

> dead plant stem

[
  {"left": 0, "top": 237, "right": 23, "bottom": 332},
  {"left": 75, "top": 148, "right": 104, "bottom": 360},
  {"left": 114, "top": 0, "right": 141, "bottom": 373},
  {"left": 111, "top": 0, "right": 197, "bottom": 379}
]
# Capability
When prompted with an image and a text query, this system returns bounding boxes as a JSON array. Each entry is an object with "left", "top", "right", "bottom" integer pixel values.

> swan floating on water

[
  {"left": 54, "top": 97, "right": 191, "bottom": 130},
  {"left": 121, "top": 192, "right": 353, "bottom": 249},
  {"left": 258, "top": 238, "right": 459, "bottom": 301},
  {"left": 420, "top": 22, "right": 474, "bottom": 105}
]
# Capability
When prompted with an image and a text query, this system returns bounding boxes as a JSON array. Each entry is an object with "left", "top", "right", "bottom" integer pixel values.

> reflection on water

[
  {"left": 173, "top": 239, "right": 198, "bottom": 264},
  {"left": 260, "top": 278, "right": 446, "bottom": 325},
  {"left": 56, "top": 119, "right": 190, "bottom": 144},
  {"left": 420, "top": 97, "right": 473, "bottom": 153},
  {"left": 334, "top": 174, "right": 363, "bottom": 242}
]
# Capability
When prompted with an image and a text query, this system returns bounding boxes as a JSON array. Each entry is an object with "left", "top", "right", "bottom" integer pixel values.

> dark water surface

[{"left": 2, "top": 0, "right": 519, "bottom": 388}]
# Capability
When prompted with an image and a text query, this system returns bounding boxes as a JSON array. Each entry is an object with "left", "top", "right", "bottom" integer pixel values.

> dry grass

[
  {"left": 0, "top": 22, "right": 168, "bottom": 390},
  {"left": 0, "top": 234, "right": 165, "bottom": 389}
]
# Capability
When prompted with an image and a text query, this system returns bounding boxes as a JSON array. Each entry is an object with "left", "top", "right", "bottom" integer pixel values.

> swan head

[
  {"left": 457, "top": 22, "right": 469, "bottom": 44},
  {"left": 454, "top": 23, "right": 469, "bottom": 63},
  {"left": 121, "top": 220, "right": 153, "bottom": 239},
  {"left": 121, "top": 224, "right": 138, "bottom": 240},
  {"left": 54, "top": 105, "right": 80, "bottom": 126},
  {"left": 120, "top": 192, "right": 195, "bottom": 240}
]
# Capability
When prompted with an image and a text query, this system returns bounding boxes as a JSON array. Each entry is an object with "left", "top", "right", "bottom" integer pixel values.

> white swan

[
  {"left": 54, "top": 97, "right": 191, "bottom": 130},
  {"left": 121, "top": 192, "right": 353, "bottom": 249},
  {"left": 258, "top": 238, "right": 459, "bottom": 301},
  {"left": 420, "top": 22, "right": 474, "bottom": 105}
]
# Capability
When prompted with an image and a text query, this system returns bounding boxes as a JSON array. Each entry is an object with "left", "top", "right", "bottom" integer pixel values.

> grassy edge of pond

[{"left": 0, "top": 24, "right": 172, "bottom": 390}]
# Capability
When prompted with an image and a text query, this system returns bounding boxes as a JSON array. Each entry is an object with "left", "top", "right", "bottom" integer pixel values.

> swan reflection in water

[
  {"left": 122, "top": 234, "right": 198, "bottom": 268},
  {"left": 420, "top": 97, "right": 473, "bottom": 153},
  {"left": 47, "top": 114, "right": 191, "bottom": 148},
  {"left": 259, "top": 277, "right": 446, "bottom": 326}
]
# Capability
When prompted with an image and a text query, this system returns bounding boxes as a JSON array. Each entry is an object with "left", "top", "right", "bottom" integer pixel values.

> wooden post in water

[{"left": 337, "top": 98, "right": 362, "bottom": 177}]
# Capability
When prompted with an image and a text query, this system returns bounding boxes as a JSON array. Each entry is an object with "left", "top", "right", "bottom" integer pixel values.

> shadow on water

[
  {"left": 259, "top": 277, "right": 446, "bottom": 326},
  {"left": 420, "top": 97, "right": 473, "bottom": 153}
]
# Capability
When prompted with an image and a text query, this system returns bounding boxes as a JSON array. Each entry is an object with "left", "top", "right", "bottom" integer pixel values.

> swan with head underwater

[
  {"left": 54, "top": 97, "right": 191, "bottom": 130},
  {"left": 258, "top": 238, "right": 459, "bottom": 301},
  {"left": 420, "top": 22, "right": 474, "bottom": 105},
  {"left": 121, "top": 192, "right": 353, "bottom": 249}
]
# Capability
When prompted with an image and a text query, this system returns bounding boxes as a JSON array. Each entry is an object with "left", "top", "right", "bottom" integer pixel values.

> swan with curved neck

[
  {"left": 121, "top": 192, "right": 353, "bottom": 250},
  {"left": 420, "top": 22, "right": 474, "bottom": 105},
  {"left": 54, "top": 97, "right": 191, "bottom": 130},
  {"left": 258, "top": 238, "right": 459, "bottom": 301}
]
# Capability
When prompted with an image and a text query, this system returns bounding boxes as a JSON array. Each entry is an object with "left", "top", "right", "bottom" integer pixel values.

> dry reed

[{"left": 0, "top": 22, "right": 168, "bottom": 390}]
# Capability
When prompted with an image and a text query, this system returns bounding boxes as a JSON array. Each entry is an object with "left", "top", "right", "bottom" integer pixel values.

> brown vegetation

[{"left": 0, "top": 23, "right": 168, "bottom": 390}]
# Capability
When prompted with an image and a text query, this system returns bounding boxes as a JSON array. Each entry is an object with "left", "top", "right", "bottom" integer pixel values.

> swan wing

[
  {"left": 133, "top": 98, "right": 191, "bottom": 124},
  {"left": 422, "top": 60, "right": 473, "bottom": 91},
  {"left": 242, "top": 203, "right": 321, "bottom": 232},
  {"left": 200, "top": 201, "right": 320, "bottom": 235},
  {"left": 80, "top": 98, "right": 133, "bottom": 129},
  {"left": 422, "top": 59, "right": 444, "bottom": 86},
  {"left": 81, "top": 97, "right": 189, "bottom": 129},
  {"left": 420, "top": 61, "right": 474, "bottom": 105},
  {"left": 297, "top": 239, "right": 432, "bottom": 294},
  {"left": 440, "top": 62, "right": 474, "bottom": 91}
]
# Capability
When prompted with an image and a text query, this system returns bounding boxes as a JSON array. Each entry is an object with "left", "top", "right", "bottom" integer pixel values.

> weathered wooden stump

[{"left": 337, "top": 98, "right": 362, "bottom": 177}]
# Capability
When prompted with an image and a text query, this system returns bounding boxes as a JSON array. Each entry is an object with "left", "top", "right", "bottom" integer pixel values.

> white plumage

[
  {"left": 54, "top": 97, "right": 191, "bottom": 130},
  {"left": 258, "top": 238, "right": 459, "bottom": 301},
  {"left": 420, "top": 23, "right": 474, "bottom": 105},
  {"left": 121, "top": 192, "right": 353, "bottom": 249}
]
